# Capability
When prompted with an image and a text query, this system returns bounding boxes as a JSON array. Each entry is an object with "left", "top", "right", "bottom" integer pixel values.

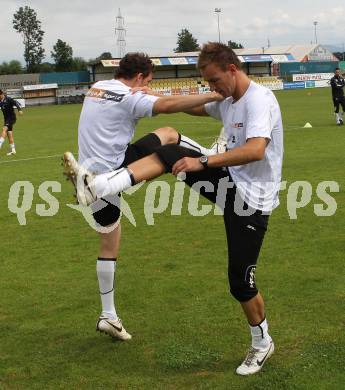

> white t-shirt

[
  {"left": 78, "top": 79, "right": 159, "bottom": 173},
  {"left": 205, "top": 81, "right": 283, "bottom": 212}
]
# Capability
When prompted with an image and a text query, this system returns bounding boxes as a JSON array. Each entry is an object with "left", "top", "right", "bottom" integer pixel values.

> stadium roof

[
  {"left": 234, "top": 44, "right": 319, "bottom": 57},
  {"left": 150, "top": 44, "right": 336, "bottom": 62},
  {"left": 95, "top": 44, "right": 337, "bottom": 68},
  {"left": 234, "top": 44, "right": 337, "bottom": 62}
]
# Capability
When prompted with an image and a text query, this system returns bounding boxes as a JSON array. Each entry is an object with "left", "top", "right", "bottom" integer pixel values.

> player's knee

[
  {"left": 153, "top": 126, "right": 178, "bottom": 145},
  {"left": 228, "top": 274, "right": 258, "bottom": 302},
  {"left": 92, "top": 196, "right": 121, "bottom": 227},
  {"left": 165, "top": 126, "right": 178, "bottom": 144}
]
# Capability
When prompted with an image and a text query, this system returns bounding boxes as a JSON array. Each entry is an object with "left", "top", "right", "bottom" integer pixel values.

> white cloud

[{"left": 1, "top": 0, "right": 345, "bottom": 64}]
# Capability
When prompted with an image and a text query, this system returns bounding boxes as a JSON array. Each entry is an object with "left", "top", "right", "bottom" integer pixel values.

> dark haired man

[
  {"left": 64, "top": 52, "right": 223, "bottom": 341},
  {"left": 66, "top": 43, "right": 283, "bottom": 375},
  {"left": 0, "top": 89, "right": 23, "bottom": 155},
  {"left": 330, "top": 68, "right": 345, "bottom": 125}
]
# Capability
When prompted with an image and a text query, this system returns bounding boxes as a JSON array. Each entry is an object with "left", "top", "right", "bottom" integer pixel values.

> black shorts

[
  {"left": 333, "top": 96, "right": 345, "bottom": 112},
  {"left": 155, "top": 144, "right": 269, "bottom": 301},
  {"left": 92, "top": 132, "right": 162, "bottom": 227},
  {"left": 4, "top": 118, "right": 16, "bottom": 131}
]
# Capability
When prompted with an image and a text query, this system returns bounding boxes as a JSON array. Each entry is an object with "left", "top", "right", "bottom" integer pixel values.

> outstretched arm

[
  {"left": 183, "top": 105, "right": 209, "bottom": 116},
  {"left": 152, "top": 92, "right": 223, "bottom": 114}
]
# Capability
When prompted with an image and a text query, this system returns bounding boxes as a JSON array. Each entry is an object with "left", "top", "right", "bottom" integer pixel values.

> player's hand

[
  {"left": 18, "top": 111, "right": 23, "bottom": 115},
  {"left": 208, "top": 91, "right": 224, "bottom": 101},
  {"left": 172, "top": 157, "right": 204, "bottom": 176}
]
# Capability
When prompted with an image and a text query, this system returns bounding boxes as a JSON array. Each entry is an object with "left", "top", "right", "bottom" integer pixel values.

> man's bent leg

[
  {"left": 66, "top": 142, "right": 217, "bottom": 206},
  {"left": 153, "top": 126, "right": 218, "bottom": 155},
  {"left": 153, "top": 126, "right": 179, "bottom": 145},
  {"left": 92, "top": 153, "right": 166, "bottom": 200},
  {"left": 130, "top": 127, "right": 216, "bottom": 162}
]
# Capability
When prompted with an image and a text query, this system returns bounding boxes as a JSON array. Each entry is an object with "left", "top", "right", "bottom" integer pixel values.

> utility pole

[
  {"left": 313, "top": 21, "right": 318, "bottom": 44},
  {"left": 115, "top": 8, "right": 126, "bottom": 58},
  {"left": 215, "top": 8, "right": 221, "bottom": 43}
]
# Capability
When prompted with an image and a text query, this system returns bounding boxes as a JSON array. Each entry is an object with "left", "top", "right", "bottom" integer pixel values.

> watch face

[{"left": 200, "top": 156, "right": 208, "bottom": 163}]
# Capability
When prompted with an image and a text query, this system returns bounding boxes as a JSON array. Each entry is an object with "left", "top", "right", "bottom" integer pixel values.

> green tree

[
  {"left": 51, "top": 39, "right": 73, "bottom": 72},
  {"left": 71, "top": 57, "right": 88, "bottom": 71},
  {"left": 39, "top": 62, "right": 55, "bottom": 73},
  {"left": 13, "top": 6, "right": 45, "bottom": 73},
  {"left": 174, "top": 29, "right": 200, "bottom": 53},
  {"left": 0, "top": 62, "right": 9, "bottom": 75},
  {"left": 97, "top": 52, "right": 113, "bottom": 60},
  {"left": 228, "top": 40, "right": 244, "bottom": 49},
  {"left": 333, "top": 51, "right": 345, "bottom": 61},
  {"left": 0, "top": 60, "right": 22, "bottom": 75}
]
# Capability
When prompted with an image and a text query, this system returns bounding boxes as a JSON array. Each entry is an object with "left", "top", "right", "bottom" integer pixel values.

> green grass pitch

[{"left": 0, "top": 87, "right": 344, "bottom": 389}]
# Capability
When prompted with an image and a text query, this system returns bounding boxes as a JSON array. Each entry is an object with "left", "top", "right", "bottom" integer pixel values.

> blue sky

[{"left": 1, "top": 0, "right": 345, "bottom": 63}]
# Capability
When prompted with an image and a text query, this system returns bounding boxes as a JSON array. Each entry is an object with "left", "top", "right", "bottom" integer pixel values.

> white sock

[
  {"left": 336, "top": 113, "right": 341, "bottom": 122},
  {"left": 179, "top": 134, "right": 215, "bottom": 156},
  {"left": 93, "top": 168, "right": 133, "bottom": 198},
  {"left": 0, "top": 137, "right": 4, "bottom": 148},
  {"left": 250, "top": 318, "right": 272, "bottom": 350},
  {"left": 10, "top": 143, "right": 15, "bottom": 151},
  {"left": 97, "top": 258, "right": 117, "bottom": 320}
]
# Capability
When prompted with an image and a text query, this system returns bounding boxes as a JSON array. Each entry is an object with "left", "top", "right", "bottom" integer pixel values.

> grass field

[{"left": 0, "top": 87, "right": 344, "bottom": 389}]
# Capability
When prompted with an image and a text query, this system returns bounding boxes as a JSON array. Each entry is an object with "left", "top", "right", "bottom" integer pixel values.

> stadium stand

[{"left": 149, "top": 75, "right": 283, "bottom": 94}]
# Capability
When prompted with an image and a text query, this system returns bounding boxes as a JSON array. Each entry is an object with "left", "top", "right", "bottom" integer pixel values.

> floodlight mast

[
  {"left": 115, "top": 8, "right": 126, "bottom": 58},
  {"left": 215, "top": 8, "right": 221, "bottom": 43},
  {"left": 313, "top": 21, "right": 318, "bottom": 44}
]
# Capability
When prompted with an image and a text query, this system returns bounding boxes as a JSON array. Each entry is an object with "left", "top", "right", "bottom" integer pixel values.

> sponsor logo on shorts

[{"left": 245, "top": 265, "right": 257, "bottom": 289}]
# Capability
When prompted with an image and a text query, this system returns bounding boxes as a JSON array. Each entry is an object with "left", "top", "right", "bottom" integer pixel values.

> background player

[
  {"left": 0, "top": 89, "right": 23, "bottom": 155},
  {"left": 330, "top": 68, "right": 345, "bottom": 125}
]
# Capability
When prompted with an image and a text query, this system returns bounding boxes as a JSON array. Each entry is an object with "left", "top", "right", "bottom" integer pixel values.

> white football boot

[
  {"left": 63, "top": 151, "right": 97, "bottom": 206},
  {"left": 7, "top": 150, "right": 16, "bottom": 156},
  {"left": 96, "top": 316, "right": 132, "bottom": 341},
  {"left": 335, "top": 113, "right": 343, "bottom": 126},
  {"left": 236, "top": 340, "right": 274, "bottom": 375},
  {"left": 210, "top": 127, "right": 227, "bottom": 154}
]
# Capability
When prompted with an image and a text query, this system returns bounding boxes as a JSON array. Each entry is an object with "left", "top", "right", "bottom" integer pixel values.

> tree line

[
  {"left": 174, "top": 29, "right": 243, "bottom": 52},
  {"left": 1, "top": 6, "right": 111, "bottom": 75},
  {"left": 3, "top": 6, "right": 244, "bottom": 75}
]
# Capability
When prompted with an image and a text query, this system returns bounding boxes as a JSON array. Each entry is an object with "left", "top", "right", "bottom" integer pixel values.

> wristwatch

[{"left": 199, "top": 155, "right": 208, "bottom": 169}]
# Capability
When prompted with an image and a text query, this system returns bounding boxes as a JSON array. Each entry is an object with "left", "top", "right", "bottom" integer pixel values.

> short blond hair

[{"left": 198, "top": 42, "right": 241, "bottom": 71}]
